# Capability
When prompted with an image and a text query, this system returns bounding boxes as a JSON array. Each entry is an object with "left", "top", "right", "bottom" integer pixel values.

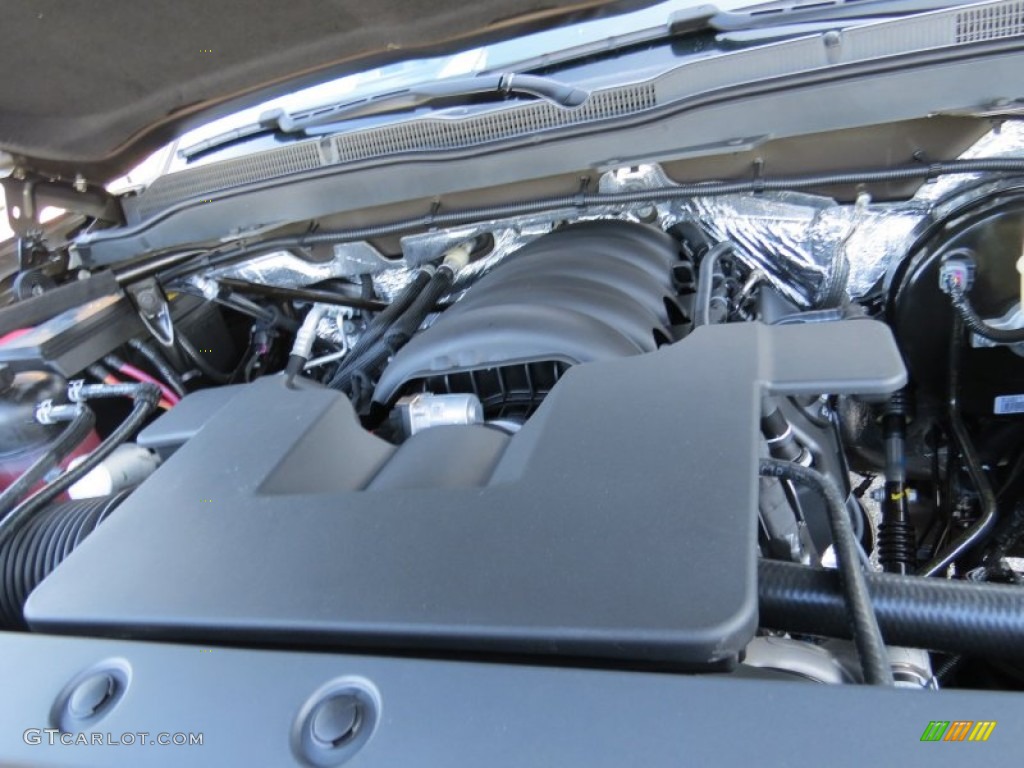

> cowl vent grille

[
  {"left": 332, "top": 83, "right": 657, "bottom": 163},
  {"left": 956, "top": 0, "right": 1024, "bottom": 42},
  {"left": 131, "top": 83, "right": 656, "bottom": 220},
  {"left": 134, "top": 142, "right": 323, "bottom": 218},
  {"left": 124, "top": 0, "right": 1024, "bottom": 224}
]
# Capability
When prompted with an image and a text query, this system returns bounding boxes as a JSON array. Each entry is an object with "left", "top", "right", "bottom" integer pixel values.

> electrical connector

[{"left": 939, "top": 251, "right": 976, "bottom": 295}]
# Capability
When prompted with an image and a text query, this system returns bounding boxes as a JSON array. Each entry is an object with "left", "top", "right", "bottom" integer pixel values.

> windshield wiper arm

[
  {"left": 179, "top": 73, "right": 589, "bottom": 160},
  {"left": 490, "top": 0, "right": 966, "bottom": 74},
  {"left": 702, "top": 0, "right": 966, "bottom": 32}
]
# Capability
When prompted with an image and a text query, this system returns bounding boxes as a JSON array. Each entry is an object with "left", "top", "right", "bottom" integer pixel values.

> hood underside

[{"left": 0, "top": 0, "right": 650, "bottom": 181}]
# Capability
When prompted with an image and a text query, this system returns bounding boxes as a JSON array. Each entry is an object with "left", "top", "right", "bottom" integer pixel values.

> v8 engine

[
  {"left": 374, "top": 221, "right": 687, "bottom": 418},
  {"left": 5, "top": 150, "right": 1024, "bottom": 693}
]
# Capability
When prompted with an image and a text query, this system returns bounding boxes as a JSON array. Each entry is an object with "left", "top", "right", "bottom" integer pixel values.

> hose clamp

[
  {"left": 67, "top": 379, "right": 86, "bottom": 403},
  {"left": 35, "top": 398, "right": 55, "bottom": 425},
  {"left": 35, "top": 399, "right": 80, "bottom": 425}
]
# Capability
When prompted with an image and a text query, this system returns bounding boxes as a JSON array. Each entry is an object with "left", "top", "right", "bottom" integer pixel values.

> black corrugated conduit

[
  {"left": 948, "top": 284, "right": 1024, "bottom": 344},
  {"left": 0, "top": 382, "right": 160, "bottom": 558},
  {"left": 760, "top": 458, "right": 893, "bottom": 686},
  {"left": 0, "top": 492, "right": 129, "bottom": 629}
]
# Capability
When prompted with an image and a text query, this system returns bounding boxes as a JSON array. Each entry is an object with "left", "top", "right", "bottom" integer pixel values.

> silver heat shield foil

[
  {"left": 675, "top": 123, "right": 1024, "bottom": 306},
  {"left": 678, "top": 191, "right": 927, "bottom": 306},
  {"left": 208, "top": 242, "right": 403, "bottom": 288},
  {"left": 203, "top": 125, "right": 1024, "bottom": 309}
]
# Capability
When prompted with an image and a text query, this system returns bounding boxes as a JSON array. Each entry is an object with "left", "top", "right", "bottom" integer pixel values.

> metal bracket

[
  {"left": 1, "top": 173, "right": 122, "bottom": 237},
  {"left": 15, "top": 237, "right": 51, "bottom": 271},
  {"left": 126, "top": 278, "right": 175, "bottom": 348}
]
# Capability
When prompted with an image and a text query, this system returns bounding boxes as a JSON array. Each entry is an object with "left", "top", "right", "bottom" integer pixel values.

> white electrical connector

[
  {"left": 442, "top": 241, "right": 473, "bottom": 272},
  {"left": 67, "top": 444, "right": 162, "bottom": 499},
  {"left": 938, "top": 253, "right": 975, "bottom": 294}
]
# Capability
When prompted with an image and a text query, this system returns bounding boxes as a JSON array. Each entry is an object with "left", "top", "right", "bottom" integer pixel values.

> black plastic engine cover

[{"left": 26, "top": 321, "right": 905, "bottom": 667}]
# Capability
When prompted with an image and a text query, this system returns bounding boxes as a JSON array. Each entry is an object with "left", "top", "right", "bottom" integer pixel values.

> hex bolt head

[{"left": 135, "top": 290, "right": 159, "bottom": 313}]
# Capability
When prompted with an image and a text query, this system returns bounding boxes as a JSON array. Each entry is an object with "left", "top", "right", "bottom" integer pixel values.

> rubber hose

[
  {"left": 336, "top": 338, "right": 393, "bottom": 397},
  {"left": 176, "top": 332, "right": 232, "bottom": 384},
  {"left": 328, "top": 269, "right": 433, "bottom": 388},
  {"left": 759, "top": 559, "right": 1024, "bottom": 659},
  {"left": 918, "top": 318, "right": 999, "bottom": 576},
  {"left": 384, "top": 267, "right": 455, "bottom": 348},
  {"left": 694, "top": 241, "right": 734, "bottom": 327},
  {"left": 216, "top": 278, "right": 389, "bottom": 312},
  {"left": 128, "top": 338, "right": 187, "bottom": 397},
  {"left": 760, "top": 458, "right": 893, "bottom": 686},
  {"left": 103, "top": 354, "right": 180, "bottom": 405},
  {"left": 0, "top": 383, "right": 160, "bottom": 555},
  {"left": 984, "top": 500, "right": 1024, "bottom": 566},
  {"left": 334, "top": 267, "right": 453, "bottom": 395},
  {"left": 0, "top": 492, "right": 129, "bottom": 629},
  {"left": 949, "top": 287, "right": 1024, "bottom": 344},
  {"left": 0, "top": 406, "right": 96, "bottom": 522}
]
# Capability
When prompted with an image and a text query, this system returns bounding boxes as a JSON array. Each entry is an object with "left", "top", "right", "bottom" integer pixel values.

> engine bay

[{"left": 4, "top": 123, "right": 1024, "bottom": 696}]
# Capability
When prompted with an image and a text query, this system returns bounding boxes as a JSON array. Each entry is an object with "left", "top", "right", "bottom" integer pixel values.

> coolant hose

[
  {"left": 334, "top": 265, "right": 456, "bottom": 397},
  {"left": 694, "top": 241, "right": 734, "bottom": 327},
  {"left": 104, "top": 353, "right": 180, "bottom": 405},
  {"left": 0, "top": 406, "right": 96, "bottom": 522},
  {"left": 759, "top": 559, "right": 1024, "bottom": 659},
  {"left": 0, "top": 382, "right": 160, "bottom": 555},
  {"left": 384, "top": 266, "right": 456, "bottom": 348},
  {"left": 327, "top": 268, "right": 433, "bottom": 389}
]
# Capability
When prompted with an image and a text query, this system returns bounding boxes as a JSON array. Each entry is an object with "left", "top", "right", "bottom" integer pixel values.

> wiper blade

[
  {"left": 491, "top": 0, "right": 965, "bottom": 73},
  {"left": 179, "top": 73, "right": 590, "bottom": 161},
  {"left": 704, "top": 0, "right": 967, "bottom": 32}
]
